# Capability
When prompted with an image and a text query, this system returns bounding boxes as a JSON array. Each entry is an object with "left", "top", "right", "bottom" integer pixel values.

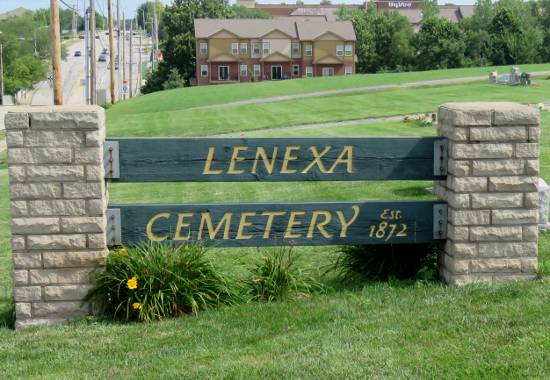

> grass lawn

[
  {"left": 108, "top": 78, "right": 550, "bottom": 137},
  {"left": 0, "top": 74, "right": 549, "bottom": 378}
]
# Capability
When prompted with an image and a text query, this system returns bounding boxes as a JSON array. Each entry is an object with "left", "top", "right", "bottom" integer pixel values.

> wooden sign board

[
  {"left": 106, "top": 137, "right": 447, "bottom": 182},
  {"left": 107, "top": 201, "right": 447, "bottom": 247}
]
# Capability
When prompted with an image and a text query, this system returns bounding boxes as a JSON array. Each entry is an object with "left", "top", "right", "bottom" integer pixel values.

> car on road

[
  {"left": 98, "top": 54, "right": 107, "bottom": 62},
  {"left": 102, "top": 48, "right": 108, "bottom": 55},
  {"left": 74, "top": 50, "right": 82, "bottom": 57}
]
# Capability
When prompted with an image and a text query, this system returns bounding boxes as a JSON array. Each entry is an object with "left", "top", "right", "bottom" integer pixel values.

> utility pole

[
  {"left": 122, "top": 11, "right": 126, "bottom": 100},
  {"left": 129, "top": 20, "right": 133, "bottom": 98},
  {"left": 50, "top": 0, "right": 63, "bottom": 105},
  {"left": 117, "top": 0, "right": 120, "bottom": 98},
  {"left": 107, "top": 0, "right": 116, "bottom": 104},
  {"left": 138, "top": 29, "right": 142, "bottom": 95},
  {"left": 0, "top": 43, "right": 4, "bottom": 105},
  {"left": 84, "top": 7, "right": 90, "bottom": 104},
  {"left": 90, "top": 0, "right": 96, "bottom": 104}
]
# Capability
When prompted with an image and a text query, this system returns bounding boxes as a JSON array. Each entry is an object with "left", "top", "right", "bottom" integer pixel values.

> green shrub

[
  {"left": 85, "top": 243, "right": 236, "bottom": 321},
  {"left": 330, "top": 244, "right": 442, "bottom": 282},
  {"left": 243, "top": 247, "right": 325, "bottom": 302}
]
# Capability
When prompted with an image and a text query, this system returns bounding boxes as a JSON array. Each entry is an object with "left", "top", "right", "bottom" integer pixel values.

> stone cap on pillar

[{"left": 439, "top": 102, "right": 540, "bottom": 127}]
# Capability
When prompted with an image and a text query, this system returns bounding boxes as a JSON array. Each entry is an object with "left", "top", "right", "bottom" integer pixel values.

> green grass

[
  {"left": 108, "top": 78, "right": 550, "bottom": 137},
  {"left": 108, "top": 63, "right": 550, "bottom": 118},
  {"left": 1, "top": 72, "right": 550, "bottom": 378}
]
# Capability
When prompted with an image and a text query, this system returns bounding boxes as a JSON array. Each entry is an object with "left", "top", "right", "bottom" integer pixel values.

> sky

[{"left": 0, "top": 0, "right": 476, "bottom": 16}]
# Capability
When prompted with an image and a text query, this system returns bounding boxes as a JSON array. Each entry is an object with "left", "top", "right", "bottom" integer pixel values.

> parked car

[
  {"left": 102, "top": 48, "right": 108, "bottom": 55},
  {"left": 98, "top": 54, "right": 107, "bottom": 62},
  {"left": 74, "top": 50, "right": 82, "bottom": 57}
]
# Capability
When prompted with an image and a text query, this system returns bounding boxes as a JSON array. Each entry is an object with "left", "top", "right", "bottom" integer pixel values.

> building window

[
  {"left": 345, "top": 44, "right": 353, "bottom": 57},
  {"left": 253, "top": 64, "right": 261, "bottom": 77},
  {"left": 322, "top": 67, "right": 335, "bottom": 77},
  {"left": 252, "top": 41, "right": 261, "bottom": 55},
  {"left": 291, "top": 41, "right": 300, "bottom": 56},
  {"left": 305, "top": 43, "right": 312, "bottom": 57},
  {"left": 336, "top": 45, "right": 344, "bottom": 57},
  {"left": 305, "top": 66, "right": 313, "bottom": 77},
  {"left": 240, "top": 64, "right": 248, "bottom": 77},
  {"left": 231, "top": 42, "right": 239, "bottom": 55},
  {"left": 200, "top": 64, "right": 208, "bottom": 77},
  {"left": 262, "top": 41, "right": 270, "bottom": 55},
  {"left": 292, "top": 65, "right": 300, "bottom": 76},
  {"left": 345, "top": 66, "right": 352, "bottom": 75},
  {"left": 239, "top": 42, "right": 247, "bottom": 55},
  {"left": 199, "top": 42, "right": 208, "bottom": 55}
]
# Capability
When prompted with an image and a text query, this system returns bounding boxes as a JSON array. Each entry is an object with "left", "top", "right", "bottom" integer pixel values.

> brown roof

[
  {"left": 194, "top": 19, "right": 356, "bottom": 41},
  {"left": 439, "top": 8, "right": 461, "bottom": 23},
  {"left": 458, "top": 5, "right": 475, "bottom": 18}
]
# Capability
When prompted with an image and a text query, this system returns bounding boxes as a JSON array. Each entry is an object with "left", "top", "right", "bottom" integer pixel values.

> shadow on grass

[
  {"left": 0, "top": 300, "right": 15, "bottom": 329},
  {"left": 393, "top": 185, "right": 433, "bottom": 198}
]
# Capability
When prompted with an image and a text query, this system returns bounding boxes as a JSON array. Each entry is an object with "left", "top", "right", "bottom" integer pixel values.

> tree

[
  {"left": 421, "top": 0, "right": 439, "bottom": 20},
  {"left": 136, "top": 1, "right": 165, "bottom": 37},
  {"left": 231, "top": 5, "right": 272, "bottom": 19},
  {"left": 414, "top": 17, "right": 466, "bottom": 70}
]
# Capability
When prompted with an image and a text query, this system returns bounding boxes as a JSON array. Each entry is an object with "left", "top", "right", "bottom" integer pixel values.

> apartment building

[{"left": 194, "top": 19, "right": 356, "bottom": 85}]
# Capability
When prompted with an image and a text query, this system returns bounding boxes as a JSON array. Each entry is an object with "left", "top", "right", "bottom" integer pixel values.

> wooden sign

[
  {"left": 105, "top": 137, "right": 447, "bottom": 182},
  {"left": 107, "top": 201, "right": 446, "bottom": 247}
]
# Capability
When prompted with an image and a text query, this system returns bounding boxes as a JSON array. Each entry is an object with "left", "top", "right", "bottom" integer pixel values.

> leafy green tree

[
  {"left": 136, "top": 1, "right": 165, "bottom": 37},
  {"left": 414, "top": 17, "right": 466, "bottom": 70},
  {"left": 231, "top": 5, "right": 272, "bottom": 19},
  {"left": 421, "top": 0, "right": 439, "bottom": 20}
]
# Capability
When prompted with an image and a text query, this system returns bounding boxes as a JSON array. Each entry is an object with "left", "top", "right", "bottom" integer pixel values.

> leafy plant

[
  {"left": 330, "top": 244, "right": 442, "bottom": 282},
  {"left": 243, "top": 247, "right": 325, "bottom": 302},
  {"left": 85, "top": 243, "right": 236, "bottom": 322}
]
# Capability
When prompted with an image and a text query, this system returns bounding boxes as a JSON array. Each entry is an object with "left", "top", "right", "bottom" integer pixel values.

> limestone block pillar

[
  {"left": 435, "top": 102, "right": 540, "bottom": 285},
  {"left": 6, "top": 106, "right": 107, "bottom": 327}
]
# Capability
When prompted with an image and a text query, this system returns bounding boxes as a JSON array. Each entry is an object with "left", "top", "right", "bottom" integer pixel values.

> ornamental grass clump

[
  {"left": 244, "top": 247, "right": 325, "bottom": 302},
  {"left": 85, "top": 243, "right": 236, "bottom": 321}
]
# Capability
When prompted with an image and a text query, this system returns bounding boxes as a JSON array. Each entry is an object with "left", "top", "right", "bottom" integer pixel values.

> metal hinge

[
  {"left": 106, "top": 208, "right": 122, "bottom": 246},
  {"left": 433, "top": 203, "right": 448, "bottom": 240},
  {"left": 433, "top": 139, "right": 448, "bottom": 177},
  {"left": 104, "top": 141, "right": 120, "bottom": 179}
]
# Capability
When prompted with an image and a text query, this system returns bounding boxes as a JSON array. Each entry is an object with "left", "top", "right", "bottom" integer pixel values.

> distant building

[
  {"left": 0, "top": 7, "right": 32, "bottom": 21},
  {"left": 236, "top": 1, "right": 475, "bottom": 30},
  {"left": 194, "top": 18, "right": 356, "bottom": 85}
]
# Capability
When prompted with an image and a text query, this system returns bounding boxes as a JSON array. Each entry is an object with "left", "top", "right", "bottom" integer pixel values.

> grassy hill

[{"left": 1, "top": 69, "right": 550, "bottom": 378}]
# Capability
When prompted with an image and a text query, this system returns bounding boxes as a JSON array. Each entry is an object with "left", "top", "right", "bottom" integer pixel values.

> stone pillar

[
  {"left": 6, "top": 106, "right": 107, "bottom": 327},
  {"left": 435, "top": 103, "right": 540, "bottom": 285}
]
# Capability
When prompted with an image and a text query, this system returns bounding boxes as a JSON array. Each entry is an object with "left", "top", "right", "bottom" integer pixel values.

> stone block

[
  {"left": 11, "top": 201, "right": 28, "bottom": 216},
  {"left": 87, "top": 198, "right": 106, "bottom": 216},
  {"left": 28, "top": 200, "right": 86, "bottom": 216},
  {"left": 447, "top": 159, "right": 470, "bottom": 176},
  {"left": 488, "top": 176, "right": 538, "bottom": 192},
  {"left": 13, "top": 286, "right": 42, "bottom": 302},
  {"left": 525, "top": 160, "right": 539, "bottom": 176},
  {"left": 524, "top": 192, "right": 538, "bottom": 209},
  {"left": 32, "top": 301, "right": 89, "bottom": 318},
  {"left": 449, "top": 210, "right": 490, "bottom": 226},
  {"left": 5, "top": 112, "right": 29, "bottom": 129},
  {"left": 449, "top": 177, "right": 487, "bottom": 192},
  {"left": 12, "top": 252, "right": 43, "bottom": 269},
  {"left": 61, "top": 217, "right": 105, "bottom": 233},
  {"left": 7, "top": 148, "right": 72, "bottom": 164},
  {"left": 478, "top": 242, "right": 537, "bottom": 258},
  {"left": 470, "top": 259, "right": 522, "bottom": 273},
  {"left": 451, "top": 143, "right": 513, "bottom": 159},
  {"left": 86, "top": 165, "right": 104, "bottom": 181},
  {"left": 470, "top": 127, "right": 527, "bottom": 142},
  {"left": 437, "top": 126, "right": 469, "bottom": 141},
  {"left": 8, "top": 166, "right": 26, "bottom": 183},
  {"left": 44, "top": 285, "right": 93, "bottom": 301},
  {"left": 12, "top": 217, "right": 60, "bottom": 234},
  {"left": 13, "top": 270, "right": 29, "bottom": 285},
  {"left": 15, "top": 303, "right": 32, "bottom": 319},
  {"left": 528, "top": 127, "right": 540, "bottom": 142},
  {"left": 30, "top": 111, "right": 101, "bottom": 129},
  {"left": 521, "top": 258, "right": 538, "bottom": 273},
  {"left": 438, "top": 103, "right": 492, "bottom": 126},
  {"left": 10, "top": 183, "right": 62, "bottom": 200},
  {"left": 27, "top": 234, "right": 87, "bottom": 250},
  {"left": 42, "top": 251, "right": 106, "bottom": 268},
  {"left": 24, "top": 130, "right": 84, "bottom": 147},
  {"left": 15, "top": 318, "right": 68, "bottom": 328},
  {"left": 63, "top": 182, "right": 104, "bottom": 199},
  {"left": 74, "top": 148, "right": 101, "bottom": 164},
  {"left": 443, "top": 255, "right": 469, "bottom": 274},
  {"left": 85, "top": 130, "right": 103, "bottom": 147},
  {"left": 522, "top": 225, "right": 538, "bottom": 242},
  {"left": 471, "top": 160, "right": 524, "bottom": 176},
  {"left": 88, "top": 233, "right": 106, "bottom": 249},
  {"left": 447, "top": 225, "right": 469, "bottom": 241},
  {"left": 446, "top": 241, "right": 477, "bottom": 257},
  {"left": 6, "top": 131, "right": 24, "bottom": 147},
  {"left": 493, "top": 105, "right": 539, "bottom": 126},
  {"left": 469, "top": 226, "right": 522, "bottom": 241},
  {"left": 12, "top": 235, "right": 25, "bottom": 250},
  {"left": 492, "top": 209, "right": 538, "bottom": 225},
  {"left": 26, "top": 165, "right": 84, "bottom": 182},
  {"left": 471, "top": 193, "right": 523, "bottom": 209},
  {"left": 446, "top": 192, "right": 470, "bottom": 208},
  {"left": 29, "top": 268, "right": 94, "bottom": 285},
  {"left": 515, "top": 143, "right": 538, "bottom": 158}
]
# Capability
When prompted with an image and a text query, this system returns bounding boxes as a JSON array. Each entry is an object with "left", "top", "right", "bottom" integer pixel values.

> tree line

[{"left": 142, "top": 0, "right": 550, "bottom": 94}]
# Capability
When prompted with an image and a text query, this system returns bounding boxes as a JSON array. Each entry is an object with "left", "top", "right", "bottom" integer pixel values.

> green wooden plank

[
  {"left": 109, "top": 137, "right": 446, "bottom": 182},
  {"left": 110, "top": 200, "right": 446, "bottom": 247}
]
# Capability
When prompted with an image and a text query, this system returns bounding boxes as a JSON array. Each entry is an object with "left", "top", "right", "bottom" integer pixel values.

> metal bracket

[
  {"left": 104, "top": 141, "right": 120, "bottom": 179},
  {"left": 106, "top": 208, "right": 122, "bottom": 246},
  {"left": 433, "top": 139, "right": 448, "bottom": 177},
  {"left": 433, "top": 203, "right": 448, "bottom": 240}
]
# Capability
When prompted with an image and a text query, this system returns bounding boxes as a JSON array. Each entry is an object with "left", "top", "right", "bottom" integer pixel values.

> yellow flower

[
  {"left": 118, "top": 248, "right": 127, "bottom": 256},
  {"left": 127, "top": 276, "right": 138, "bottom": 290},
  {"left": 132, "top": 302, "right": 141, "bottom": 310}
]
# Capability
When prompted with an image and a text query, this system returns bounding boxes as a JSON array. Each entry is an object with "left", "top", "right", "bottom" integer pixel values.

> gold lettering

[
  {"left": 203, "top": 147, "right": 223, "bottom": 175},
  {"left": 336, "top": 205, "right": 360, "bottom": 238},
  {"left": 281, "top": 145, "right": 300, "bottom": 174},
  {"left": 146, "top": 212, "right": 170, "bottom": 242},
  {"left": 198, "top": 212, "right": 232, "bottom": 240},
  {"left": 261, "top": 211, "right": 286, "bottom": 239},
  {"left": 307, "top": 211, "right": 333, "bottom": 238},
  {"left": 328, "top": 145, "right": 353, "bottom": 173},
  {"left": 284, "top": 211, "right": 305, "bottom": 239},
  {"left": 228, "top": 146, "right": 247, "bottom": 174},
  {"left": 302, "top": 146, "right": 331, "bottom": 174},
  {"left": 174, "top": 212, "right": 194, "bottom": 241},
  {"left": 252, "top": 147, "right": 278, "bottom": 175},
  {"left": 236, "top": 212, "right": 256, "bottom": 239}
]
